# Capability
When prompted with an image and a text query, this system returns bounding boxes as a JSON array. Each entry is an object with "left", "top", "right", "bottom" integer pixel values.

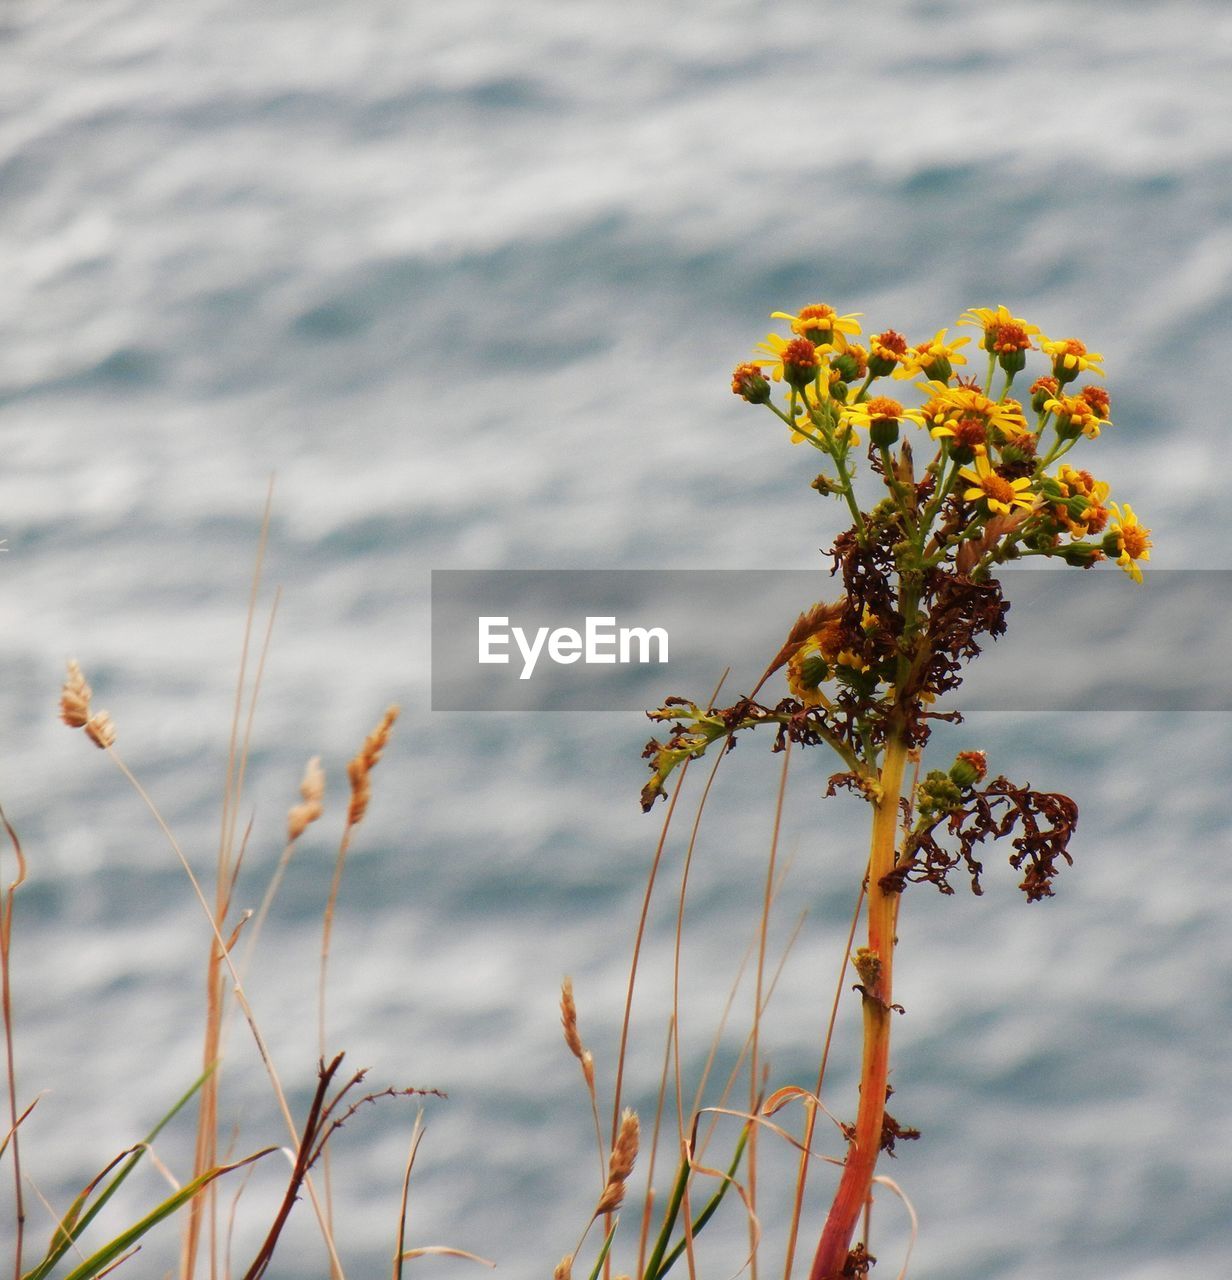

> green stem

[{"left": 647, "top": 1128, "right": 750, "bottom": 1279}]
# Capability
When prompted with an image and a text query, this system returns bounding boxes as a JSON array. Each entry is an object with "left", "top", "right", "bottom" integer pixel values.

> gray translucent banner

[{"left": 431, "top": 569, "right": 1231, "bottom": 712}]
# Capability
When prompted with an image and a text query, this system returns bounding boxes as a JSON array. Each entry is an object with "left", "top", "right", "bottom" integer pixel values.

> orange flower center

[
  {"left": 1121, "top": 525, "right": 1150, "bottom": 559},
  {"left": 980, "top": 473, "right": 1015, "bottom": 506},
  {"left": 1085, "top": 504, "right": 1109, "bottom": 534},
  {"left": 1081, "top": 385, "right": 1111, "bottom": 417},
  {"left": 991, "top": 322, "right": 1031, "bottom": 353},
  {"left": 865, "top": 396, "right": 903, "bottom": 420},
  {"left": 783, "top": 337, "right": 820, "bottom": 370},
  {"left": 797, "top": 304, "right": 837, "bottom": 331},
  {"left": 731, "top": 363, "right": 764, "bottom": 397},
  {"left": 874, "top": 329, "right": 908, "bottom": 356},
  {"left": 1062, "top": 338, "right": 1087, "bottom": 357},
  {"left": 952, "top": 415, "right": 987, "bottom": 448}
]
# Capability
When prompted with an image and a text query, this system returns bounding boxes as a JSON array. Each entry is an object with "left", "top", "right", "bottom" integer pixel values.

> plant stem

[{"left": 808, "top": 730, "right": 909, "bottom": 1280}]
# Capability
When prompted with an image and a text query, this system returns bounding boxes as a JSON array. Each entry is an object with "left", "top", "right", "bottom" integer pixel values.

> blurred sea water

[{"left": 2, "top": 2, "right": 1231, "bottom": 1276}]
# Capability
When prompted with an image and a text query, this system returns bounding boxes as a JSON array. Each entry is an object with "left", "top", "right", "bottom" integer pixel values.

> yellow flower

[
  {"left": 1105, "top": 503, "right": 1152, "bottom": 582},
  {"left": 918, "top": 381, "right": 1030, "bottom": 441},
  {"left": 959, "top": 305, "right": 1041, "bottom": 353},
  {"left": 1041, "top": 337, "right": 1105, "bottom": 379},
  {"left": 753, "top": 332, "right": 792, "bottom": 381},
  {"left": 770, "top": 303, "right": 863, "bottom": 353},
  {"left": 1053, "top": 464, "right": 1111, "bottom": 535},
  {"left": 1044, "top": 393, "right": 1109, "bottom": 440},
  {"left": 893, "top": 329, "right": 971, "bottom": 380},
  {"left": 958, "top": 454, "right": 1036, "bottom": 516},
  {"left": 786, "top": 620, "right": 844, "bottom": 705},
  {"left": 841, "top": 396, "right": 925, "bottom": 438}
]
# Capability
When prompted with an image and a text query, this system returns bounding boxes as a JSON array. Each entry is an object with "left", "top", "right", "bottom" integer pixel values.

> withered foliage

[
  {"left": 885, "top": 776, "right": 1079, "bottom": 902},
  {"left": 640, "top": 457, "right": 1080, "bottom": 900},
  {"left": 643, "top": 472, "right": 1015, "bottom": 802},
  {"left": 840, "top": 1243, "right": 876, "bottom": 1278}
]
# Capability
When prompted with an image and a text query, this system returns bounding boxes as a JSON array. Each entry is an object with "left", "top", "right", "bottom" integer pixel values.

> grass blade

[
  {"left": 53, "top": 1148, "right": 272, "bottom": 1280},
  {"left": 24, "top": 1067, "right": 215, "bottom": 1280}
]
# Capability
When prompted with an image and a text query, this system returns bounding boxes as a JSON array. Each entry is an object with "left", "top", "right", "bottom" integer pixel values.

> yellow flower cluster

[{"left": 734, "top": 300, "right": 1152, "bottom": 583}]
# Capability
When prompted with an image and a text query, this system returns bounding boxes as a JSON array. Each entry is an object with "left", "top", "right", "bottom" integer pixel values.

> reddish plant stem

[{"left": 809, "top": 731, "right": 909, "bottom": 1280}]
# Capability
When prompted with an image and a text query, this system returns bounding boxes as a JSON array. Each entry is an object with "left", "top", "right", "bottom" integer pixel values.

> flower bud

[
  {"left": 949, "top": 750, "right": 987, "bottom": 789},
  {"left": 997, "top": 347, "right": 1027, "bottom": 376},
  {"left": 782, "top": 337, "right": 821, "bottom": 392},
  {"left": 830, "top": 352, "right": 862, "bottom": 383},
  {"left": 731, "top": 362, "right": 771, "bottom": 404},
  {"left": 917, "top": 769, "right": 963, "bottom": 819},
  {"left": 798, "top": 652, "right": 830, "bottom": 688},
  {"left": 1030, "top": 376, "right": 1059, "bottom": 413},
  {"left": 811, "top": 473, "right": 839, "bottom": 496},
  {"left": 1059, "top": 542, "right": 1103, "bottom": 567}
]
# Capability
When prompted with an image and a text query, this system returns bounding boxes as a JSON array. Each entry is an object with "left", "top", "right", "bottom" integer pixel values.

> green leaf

[
  {"left": 55, "top": 1148, "right": 273, "bottom": 1280},
  {"left": 24, "top": 1066, "right": 216, "bottom": 1280}
]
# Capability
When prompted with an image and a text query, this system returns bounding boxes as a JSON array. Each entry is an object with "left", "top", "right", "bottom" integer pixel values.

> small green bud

[
  {"left": 731, "top": 363, "right": 771, "bottom": 404},
  {"left": 917, "top": 769, "right": 963, "bottom": 818},
  {"left": 998, "top": 347, "right": 1027, "bottom": 376},
  {"left": 1059, "top": 542, "right": 1102, "bottom": 567},
  {"left": 831, "top": 353, "right": 861, "bottom": 382},
  {"left": 798, "top": 652, "right": 830, "bottom": 689},
  {"left": 870, "top": 416, "right": 900, "bottom": 448},
  {"left": 949, "top": 750, "right": 987, "bottom": 789}
]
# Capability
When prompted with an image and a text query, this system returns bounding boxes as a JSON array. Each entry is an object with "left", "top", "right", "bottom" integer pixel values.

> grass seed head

[
  {"left": 60, "top": 660, "right": 92, "bottom": 728},
  {"left": 288, "top": 755, "right": 325, "bottom": 841},
  {"left": 347, "top": 704, "right": 400, "bottom": 826},
  {"left": 84, "top": 711, "right": 116, "bottom": 750}
]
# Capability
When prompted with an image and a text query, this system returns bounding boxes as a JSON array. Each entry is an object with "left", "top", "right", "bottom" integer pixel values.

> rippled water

[{"left": 2, "top": 2, "right": 1231, "bottom": 1276}]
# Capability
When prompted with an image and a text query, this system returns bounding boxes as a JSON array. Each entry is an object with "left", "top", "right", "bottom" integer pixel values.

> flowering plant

[{"left": 560, "top": 302, "right": 1151, "bottom": 1280}]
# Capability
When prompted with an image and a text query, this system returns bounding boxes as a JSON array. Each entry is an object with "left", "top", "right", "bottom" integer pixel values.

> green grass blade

[
  {"left": 642, "top": 1126, "right": 747, "bottom": 1274},
  {"left": 24, "top": 1066, "right": 216, "bottom": 1280},
  {"left": 648, "top": 1126, "right": 748, "bottom": 1279},
  {"left": 584, "top": 1221, "right": 618, "bottom": 1280},
  {"left": 54, "top": 1148, "right": 272, "bottom": 1280}
]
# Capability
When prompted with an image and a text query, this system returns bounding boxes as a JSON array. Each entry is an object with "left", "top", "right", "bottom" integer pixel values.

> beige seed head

[
  {"left": 594, "top": 1108, "right": 639, "bottom": 1216},
  {"left": 552, "top": 1257, "right": 573, "bottom": 1280},
  {"left": 84, "top": 711, "right": 116, "bottom": 750},
  {"left": 60, "top": 660, "right": 93, "bottom": 728},
  {"left": 287, "top": 756, "right": 325, "bottom": 842},
  {"left": 347, "top": 704, "right": 400, "bottom": 826},
  {"left": 609, "top": 1109, "right": 639, "bottom": 1182},
  {"left": 560, "top": 978, "right": 585, "bottom": 1062}
]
